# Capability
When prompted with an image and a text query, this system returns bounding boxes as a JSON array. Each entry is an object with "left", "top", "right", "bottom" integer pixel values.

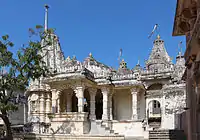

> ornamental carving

[{"left": 31, "top": 94, "right": 39, "bottom": 101}]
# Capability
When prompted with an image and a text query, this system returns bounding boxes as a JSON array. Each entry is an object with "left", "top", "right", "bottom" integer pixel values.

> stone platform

[{"left": 14, "top": 133, "right": 125, "bottom": 140}]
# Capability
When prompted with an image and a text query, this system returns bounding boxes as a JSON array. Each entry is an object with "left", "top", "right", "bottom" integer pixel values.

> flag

[
  {"left": 178, "top": 41, "right": 183, "bottom": 55},
  {"left": 119, "top": 48, "right": 122, "bottom": 58},
  {"left": 118, "top": 48, "right": 123, "bottom": 62},
  {"left": 148, "top": 24, "right": 158, "bottom": 39}
]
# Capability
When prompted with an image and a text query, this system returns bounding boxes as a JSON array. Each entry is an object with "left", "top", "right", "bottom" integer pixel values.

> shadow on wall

[{"left": 174, "top": 111, "right": 187, "bottom": 139}]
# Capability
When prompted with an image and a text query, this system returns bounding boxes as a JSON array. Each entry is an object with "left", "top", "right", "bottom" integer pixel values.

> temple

[{"left": 24, "top": 5, "right": 187, "bottom": 140}]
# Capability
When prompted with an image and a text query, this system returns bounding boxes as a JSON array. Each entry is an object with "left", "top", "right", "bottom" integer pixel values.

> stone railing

[
  {"left": 94, "top": 71, "right": 110, "bottom": 79},
  {"left": 141, "top": 68, "right": 174, "bottom": 75},
  {"left": 52, "top": 65, "right": 95, "bottom": 80},
  {"left": 111, "top": 73, "right": 136, "bottom": 80},
  {"left": 57, "top": 65, "right": 84, "bottom": 73},
  {"left": 51, "top": 112, "right": 88, "bottom": 122}
]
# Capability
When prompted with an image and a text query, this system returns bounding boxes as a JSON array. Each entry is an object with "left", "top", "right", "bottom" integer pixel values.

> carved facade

[
  {"left": 173, "top": 0, "right": 200, "bottom": 140},
  {"left": 25, "top": 31, "right": 186, "bottom": 139}
]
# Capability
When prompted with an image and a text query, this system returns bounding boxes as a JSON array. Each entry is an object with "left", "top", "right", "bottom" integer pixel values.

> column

[
  {"left": 27, "top": 96, "right": 31, "bottom": 116},
  {"left": 75, "top": 86, "right": 85, "bottom": 112},
  {"left": 46, "top": 92, "right": 51, "bottom": 113},
  {"left": 89, "top": 88, "right": 97, "bottom": 120},
  {"left": 40, "top": 93, "right": 45, "bottom": 122},
  {"left": 101, "top": 87, "right": 109, "bottom": 120},
  {"left": 57, "top": 97, "right": 61, "bottom": 113},
  {"left": 46, "top": 92, "right": 51, "bottom": 123},
  {"left": 51, "top": 89, "right": 61, "bottom": 113},
  {"left": 130, "top": 88, "right": 138, "bottom": 120},
  {"left": 66, "top": 92, "right": 72, "bottom": 112},
  {"left": 109, "top": 91, "right": 113, "bottom": 120}
]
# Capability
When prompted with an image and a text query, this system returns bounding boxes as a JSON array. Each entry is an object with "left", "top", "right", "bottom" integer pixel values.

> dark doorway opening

[{"left": 95, "top": 90, "right": 103, "bottom": 120}]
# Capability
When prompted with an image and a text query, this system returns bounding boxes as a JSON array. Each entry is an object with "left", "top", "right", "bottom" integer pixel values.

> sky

[{"left": 0, "top": 0, "right": 184, "bottom": 69}]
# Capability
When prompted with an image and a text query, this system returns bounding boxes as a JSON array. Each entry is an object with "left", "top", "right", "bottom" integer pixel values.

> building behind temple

[{"left": 24, "top": 6, "right": 187, "bottom": 140}]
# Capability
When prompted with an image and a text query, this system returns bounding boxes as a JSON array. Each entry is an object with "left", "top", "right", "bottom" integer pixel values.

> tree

[{"left": 0, "top": 25, "right": 53, "bottom": 140}]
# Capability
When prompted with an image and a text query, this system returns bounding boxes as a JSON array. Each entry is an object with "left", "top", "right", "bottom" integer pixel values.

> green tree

[{"left": 0, "top": 25, "right": 53, "bottom": 140}]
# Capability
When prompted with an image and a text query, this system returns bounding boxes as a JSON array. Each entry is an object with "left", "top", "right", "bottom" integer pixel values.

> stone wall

[{"left": 112, "top": 121, "right": 144, "bottom": 137}]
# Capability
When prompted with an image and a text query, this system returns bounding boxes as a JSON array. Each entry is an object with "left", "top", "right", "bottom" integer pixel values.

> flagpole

[
  {"left": 118, "top": 48, "right": 122, "bottom": 65},
  {"left": 148, "top": 24, "right": 159, "bottom": 39}
]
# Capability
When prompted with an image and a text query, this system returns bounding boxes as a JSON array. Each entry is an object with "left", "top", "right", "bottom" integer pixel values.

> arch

[
  {"left": 84, "top": 89, "right": 90, "bottom": 113},
  {"left": 95, "top": 89, "right": 103, "bottom": 120},
  {"left": 148, "top": 100, "right": 161, "bottom": 110},
  {"left": 59, "top": 88, "right": 77, "bottom": 112},
  {"left": 147, "top": 100, "right": 161, "bottom": 129},
  {"left": 71, "top": 93, "right": 78, "bottom": 112},
  {"left": 147, "top": 83, "right": 163, "bottom": 90}
]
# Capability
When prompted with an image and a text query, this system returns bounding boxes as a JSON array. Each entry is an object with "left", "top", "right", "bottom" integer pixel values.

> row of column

[{"left": 47, "top": 86, "right": 139, "bottom": 121}]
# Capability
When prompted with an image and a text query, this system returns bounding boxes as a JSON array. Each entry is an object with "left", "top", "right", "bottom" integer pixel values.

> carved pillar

[
  {"left": 101, "top": 87, "right": 109, "bottom": 121},
  {"left": 109, "top": 90, "right": 113, "bottom": 120},
  {"left": 39, "top": 93, "right": 45, "bottom": 122},
  {"left": 67, "top": 91, "right": 73, "bottom": 112},
  {"left": 51, "top": 89, "right": 61, "bottom": 113},
  {"left": 130, "top": 88, "right": 138, "bottom": 120},
  {"left": 88, "top": 88, "right": 97, "bottom": 120},
  {"left": 75, "top": 86, "right": 85, "bottom": 112},
  {"left": 46, "top": 92, "right": 51, "bottom": 113},
  {"left": 57, "top": 95, "right": 61, "bottom": 113},
  {"left": 28, "top": 96, "right": 31, "bottom": 116},
  {"left": 46, "top": 92, "right": 51, "bottom": 123}
]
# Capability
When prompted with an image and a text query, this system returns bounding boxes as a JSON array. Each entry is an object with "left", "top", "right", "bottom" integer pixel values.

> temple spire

[{"left": 44, "top": 4, "right": 49, "bottom": 31}]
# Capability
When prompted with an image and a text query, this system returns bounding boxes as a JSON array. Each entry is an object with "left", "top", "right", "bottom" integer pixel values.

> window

[{"left": 153, "top": 100, "right": 160, "bottom": 108}]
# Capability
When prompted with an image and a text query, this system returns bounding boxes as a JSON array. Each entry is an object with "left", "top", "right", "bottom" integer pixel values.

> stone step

[
  {"left": 149, "top": 129, "right": 186, "bottom": 140},
  {"left": 96, "top": 120, "right": 118, "bottom": 135}
]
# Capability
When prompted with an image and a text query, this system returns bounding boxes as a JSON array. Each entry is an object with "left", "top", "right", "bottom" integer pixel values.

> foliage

[{"left": 0, "top": 25, "right": 54, "bottom": 139}]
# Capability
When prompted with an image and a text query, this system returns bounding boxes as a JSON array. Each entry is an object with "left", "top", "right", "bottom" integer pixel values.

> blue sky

[{"left": 0, "top": 0, "right": 184, "bottom": 69}]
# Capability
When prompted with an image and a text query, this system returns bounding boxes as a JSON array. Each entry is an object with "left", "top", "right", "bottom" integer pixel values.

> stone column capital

[
  {"left": 74, "top": 86, "right": 85, "bottom": 98},
  {"left": 130, "top": 87, "right": 140, "bottom": 94},
  {"left": 101, "top": 87, "right": 111, "bottom": 95},
  {"left": 88, "top": 88, "right": 97, "bottom": 96},
  {"left": 51, "top": 89, "right": 61, "bottom": 100}
]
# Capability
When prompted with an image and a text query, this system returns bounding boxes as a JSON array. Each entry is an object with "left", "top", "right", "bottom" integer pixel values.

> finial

[
  {"left": 89, "top": 52, "right": 93, "bottom": 58},
  {"left": 137, "top": 59, "right": 140, "bottom": 66},
  {"left": 72, "top": 55, "right": 77, "bottom": 60},
  {"left": 44, "top": 4, "right": 50, "bottom": 31},
  {"left": 66, "top": 56, "right": 71, "bottom": 61},
  {"left": 157, "top": 34, "right": 160, "bottom": 39},
  {"left": 120, "top": 59, "right": 127, "bottom": 69}
]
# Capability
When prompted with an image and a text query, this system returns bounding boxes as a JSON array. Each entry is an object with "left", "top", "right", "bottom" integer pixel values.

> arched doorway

[
  {"left": 147, "top": 100, "right": 161, "bottom": 129},
  {"left": 84, "top": 89, "right": 90, "bottom": 117},
  {"left": 59, "top": 88, "right": 77, "bottom": 112},
  {"left": 72, "top": 93, "right": 78, "bottom": 112},
  {"left": 95, "top": 89, "right": 103, "bottom": 120}
]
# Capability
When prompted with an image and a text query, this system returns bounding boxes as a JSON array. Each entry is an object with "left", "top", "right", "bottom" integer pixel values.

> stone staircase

[
  {"left": 149, "top": 129, "right": 186, "bottom": 140},
  {"left": 148, "top": 122, "right": 161, "bottom": 130},
  {"left": 90, "top": 120, "right": 118, "bottom": 135}
]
